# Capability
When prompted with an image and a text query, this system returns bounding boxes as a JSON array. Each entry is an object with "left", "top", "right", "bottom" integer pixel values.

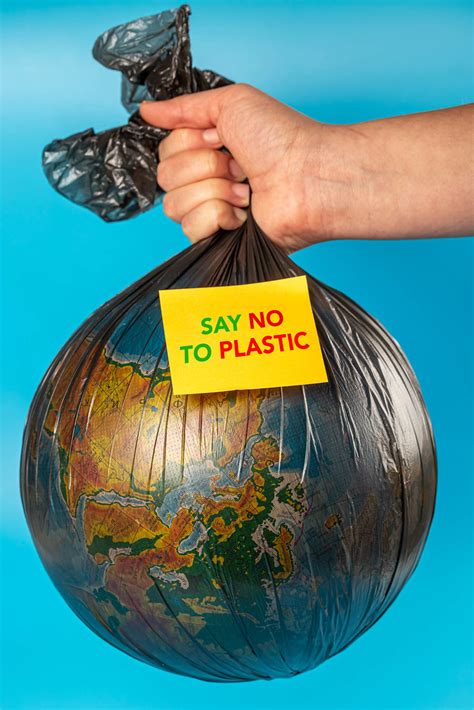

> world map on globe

[
  {"left": 22, "top": 258, "right": 435, "bottom": 682},
  {"left": 26, "top": 3, "right": 436, "bottom": 681},
  {"left": 28, "top": 331, "right": 363, "bottom": 680}
]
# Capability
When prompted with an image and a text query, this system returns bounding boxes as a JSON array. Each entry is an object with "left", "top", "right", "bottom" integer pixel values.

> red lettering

[
  {"left": 234, "top": 339, "right": 246, "bottom": 357},
  {"left": 267, "top": 310, "right": 283, "bottom": 327},
  {"left": 247, "top": 337, "right": 263, "bottom": 355},
  {"left": 261, "top": 335, "right": 274, "bottom": 354},
  {"left": 273, "top": 333, "right": 286, "bottom": 351},
  {"left": 220, "top": 341, "right": 232, "bottom": 359},
  {"left": 295, "top": 331, "right": 309, "bottom": 349},
  {"left": 219, "top": 331, "right": 309, "bottom": 360},
  {"left": 249, "top": 312, "right": 265, "bottom": 329}
]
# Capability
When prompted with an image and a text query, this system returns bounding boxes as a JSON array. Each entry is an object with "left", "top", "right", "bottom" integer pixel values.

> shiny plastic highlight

[{"left": 23, "top": 6, "right": 437, "bottom": 682}]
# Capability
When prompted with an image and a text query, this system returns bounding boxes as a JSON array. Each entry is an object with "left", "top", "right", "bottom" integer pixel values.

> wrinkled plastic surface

[
  {"left": 25, "top": 6, "right": 437, "bottom": 683},
  {"left": 21, "top": 211, "right": 437, "bottom": 681},
  {"left": 42, "top": 5, "right": 231, "bottom": 222}
]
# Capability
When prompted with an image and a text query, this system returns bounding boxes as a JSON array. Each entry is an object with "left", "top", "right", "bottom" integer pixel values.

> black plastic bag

[
  {"left": 42, "top": 5, "right": 231, "bottom": 222},
  {"left": 22, "top": 6, "right": 437, "bottom": 682}
]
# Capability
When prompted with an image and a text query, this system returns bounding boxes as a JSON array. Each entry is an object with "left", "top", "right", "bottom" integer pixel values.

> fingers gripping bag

[{"left": 21, "top": 5, "right": 437, "bottom": 683}]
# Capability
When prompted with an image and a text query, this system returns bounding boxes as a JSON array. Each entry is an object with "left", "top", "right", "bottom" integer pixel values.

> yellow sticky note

[{"left": 159, "top": 276, "right": 328, "bottom": 395}]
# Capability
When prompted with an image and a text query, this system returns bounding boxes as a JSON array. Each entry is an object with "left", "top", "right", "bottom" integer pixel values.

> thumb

[{"left": 139, "top": 86, "right": 233, "bottom": 130}]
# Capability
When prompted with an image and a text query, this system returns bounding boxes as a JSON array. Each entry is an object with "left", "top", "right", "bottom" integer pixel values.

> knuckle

[
  {"left": 172, "top": 128, "right": 191, "bottom": 152},
  {"left": 159, "top": 129, "right": 187, "bottom": 160},
  {"left": 181, "top": 221, "right": 189, "bottom": 236},
  {"left": 162, "top": 193, "right": 175, "bottom": 218},
  {"left": 209, "top": 178, "right": 225, "bottom": 200},
  {"left": 231, "top": 82, "right": 254, "bottom": 99},
  {"left": 158, "top": 136, "right": 170, "bottom": 161},
  {"left": 205, "top": 150, "right": 220, "bottom": 176},
  {"left": 175, "top": 101, "right": 186, "bottom": 126},
  {"left": 211, "top": 199, "right": 225, "bottom": 222},
  {"left": 181, "top": 216, "right": 194, "bottom": 239},
  {"left": 156, "top": 161, "right": 169, "bottom": 190}
]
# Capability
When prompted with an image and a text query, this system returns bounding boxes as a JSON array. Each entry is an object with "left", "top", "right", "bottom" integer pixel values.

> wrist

[{"left": 303, "top": 122, "right": 374, "bottom": 243}]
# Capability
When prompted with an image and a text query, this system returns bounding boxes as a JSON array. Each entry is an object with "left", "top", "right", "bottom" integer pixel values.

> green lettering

[
  {"left": 194, "top": 343, "right": 212, "bottom": 362},
  {"left": 201, "top": 317, "right": 212, "bottom": 335},
  {"left": 214, "top": 316, "right": 230, "bottom": 334},
  {"left": 227, "top": 314, "right": 241, "bottom": 332},
  {"left": 180, "top": 345, "right": 193, "bottom": 364}
]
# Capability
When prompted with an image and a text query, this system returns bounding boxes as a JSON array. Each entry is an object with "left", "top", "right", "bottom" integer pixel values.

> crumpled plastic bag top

[{"left": 42, "top": 5, "right": 231, "bottom": 222}]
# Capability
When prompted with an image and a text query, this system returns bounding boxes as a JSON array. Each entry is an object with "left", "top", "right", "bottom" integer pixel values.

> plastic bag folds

[
  {"left": 42, "top": 5, "right": 231, "bottom": 222},
  {"left": 25, "top": 6, "right": 437, "bottom": 683}
]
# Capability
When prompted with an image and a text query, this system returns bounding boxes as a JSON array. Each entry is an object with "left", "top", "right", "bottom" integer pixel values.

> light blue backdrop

[{"left": 1, "top": 0, "right": 472, "bottom": 708}]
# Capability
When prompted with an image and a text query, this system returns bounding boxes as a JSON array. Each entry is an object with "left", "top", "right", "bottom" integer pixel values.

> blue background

[{"left": 1, "top": 0, "right": 472, "bottom": 708}]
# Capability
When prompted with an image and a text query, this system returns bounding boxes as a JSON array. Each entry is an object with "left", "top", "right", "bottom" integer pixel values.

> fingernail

[
  {"left": 233, "top": 207, "right": 248, "bottom": 223},
  {"left": 232, "top": 182, "right": 250, "bottom": 203},
  {"left": 229, "top": 159, "right": 246, "bottom": 180},
  {"left": 202, "top": 128, "right": 221, "bottom": 144}
]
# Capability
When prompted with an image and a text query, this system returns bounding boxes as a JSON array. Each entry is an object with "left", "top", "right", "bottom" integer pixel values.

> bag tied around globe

[{"left": 21, "top": 5, "right": 437, "bottom": 682}]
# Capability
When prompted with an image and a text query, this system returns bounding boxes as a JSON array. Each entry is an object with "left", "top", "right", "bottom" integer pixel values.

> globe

[{"left": 21, "top": 226, "right": 437, "bottom": 682}]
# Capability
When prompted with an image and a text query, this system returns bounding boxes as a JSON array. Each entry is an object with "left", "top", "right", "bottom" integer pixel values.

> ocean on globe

[{"left": 21, "top": 219, "right": 437, "bottom": 682}]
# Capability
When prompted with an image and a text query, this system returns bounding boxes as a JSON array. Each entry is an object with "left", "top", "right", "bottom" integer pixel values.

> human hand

[
  {"left": 140, "top": 84, "right": 327, "bottom": 252},
  {"left": 141, "top": 90, "right": 474, "bottom": 249}
]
